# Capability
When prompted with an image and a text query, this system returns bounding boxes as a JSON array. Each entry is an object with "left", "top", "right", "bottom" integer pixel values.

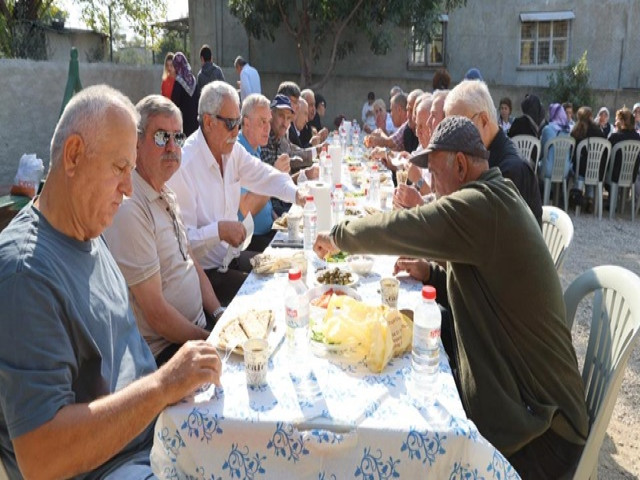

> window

[
  {"left": 519, "top": 11, "right": 574, "bottom": 67},
  {"left": 408, "top": 16, "right": 447, "bottom": 68}
]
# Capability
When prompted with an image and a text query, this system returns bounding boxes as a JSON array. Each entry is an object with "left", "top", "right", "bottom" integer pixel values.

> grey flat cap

[{"left": 410, "top": 115, "right": 490, "bottom": 168}]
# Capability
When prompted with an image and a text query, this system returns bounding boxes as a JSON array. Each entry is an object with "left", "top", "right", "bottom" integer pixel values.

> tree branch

[{"left": 311, "top": 0, "right": 365, "bottom": 90}]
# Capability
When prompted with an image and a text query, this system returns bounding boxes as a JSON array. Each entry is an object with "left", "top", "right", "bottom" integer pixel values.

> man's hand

[
  {"left": 313, "top": 232, "right": 339, "bottom": 259},
  {"left": 274, "top": 154, "right": 291, "bottom": 173},
  {"left": 393, "top": 184, "right": 425, "bottom": 209},
  {"left": 393, "top": 257, "right": 430, "bottom": 283},
  {"left": 218, "top": 220, "right": 246, "bottom": 247},
  {"left": 304, "top": 165, "right": 319, "bottom": 180},
  {"left": 158, "top": 341, "right": 222, "bottom": 404}
]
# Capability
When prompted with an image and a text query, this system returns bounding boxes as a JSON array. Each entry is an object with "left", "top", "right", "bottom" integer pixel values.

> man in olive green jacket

[{"left": 314, "top": 116, "right": 588, "bottom": 480}]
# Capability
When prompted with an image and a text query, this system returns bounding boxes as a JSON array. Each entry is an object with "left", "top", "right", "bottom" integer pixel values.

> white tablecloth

[{"left": 151, "top": 254, "right": 520, "bottom": 479}]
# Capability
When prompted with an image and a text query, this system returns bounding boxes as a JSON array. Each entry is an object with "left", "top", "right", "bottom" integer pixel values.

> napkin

[
  {"left": 310, "top": 182, "right": 332, "bottom": 232},
  {"left": 219, "top": 213, "right": 254, "bottom": 273}
]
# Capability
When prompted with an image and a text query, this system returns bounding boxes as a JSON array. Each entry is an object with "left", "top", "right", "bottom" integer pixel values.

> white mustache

[{"left": 162, "top": 153, "right": 180, "bottom": 162}]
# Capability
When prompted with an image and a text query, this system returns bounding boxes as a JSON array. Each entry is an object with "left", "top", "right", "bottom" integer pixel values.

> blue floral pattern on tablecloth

[{"left": 150, "top": 254, "right": 520, "bottom": 480}]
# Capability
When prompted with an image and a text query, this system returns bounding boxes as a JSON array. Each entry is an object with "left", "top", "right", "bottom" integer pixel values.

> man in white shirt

[
  {"left": 168, "top": 81, "right": 303, "bottom": 306},
  {"left": 105, "top": 95, "right": 224, "bottom": 365},
  {"left": 234, "top": 56, "right": 261, "bottom": 103}
]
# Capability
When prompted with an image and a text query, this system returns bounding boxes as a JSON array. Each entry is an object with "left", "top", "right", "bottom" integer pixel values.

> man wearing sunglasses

[
  {"left": 105, "top": 95, "right": 225, "bottom": 366},
  {"left": 169, "top": 81, "right": 304, "bottom": 306}
]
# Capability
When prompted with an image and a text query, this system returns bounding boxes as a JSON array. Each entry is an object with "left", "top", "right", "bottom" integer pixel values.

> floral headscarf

[{"left": 172, "top": 52, "right": 196, "bottom": 97}]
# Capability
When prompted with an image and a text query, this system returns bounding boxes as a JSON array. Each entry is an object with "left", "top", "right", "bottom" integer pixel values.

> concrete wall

[
  {"left": 46, "top": 29, "right": 107, "bottom": 63},
  {"left": 0, "top": 59, "right": 162, "bottom": 189}
]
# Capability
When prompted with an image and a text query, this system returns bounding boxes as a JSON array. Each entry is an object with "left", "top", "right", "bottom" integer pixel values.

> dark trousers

[
  {"left": 246, "top": 230, "right": 276, "bottom": 253},
  {"left": 204, "top": 250, "right": 258, "bottom": 307},
  {"left": 508, "top": 428, "right": 583, "bottom": 480},
  {"left": 155, "top": 310, "right": 218, "bottom": 367}
]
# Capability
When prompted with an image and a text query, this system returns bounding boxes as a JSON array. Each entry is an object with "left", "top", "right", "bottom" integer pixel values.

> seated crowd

[{"left": 3, "top": 64, "right": 636, "bottom": 479}]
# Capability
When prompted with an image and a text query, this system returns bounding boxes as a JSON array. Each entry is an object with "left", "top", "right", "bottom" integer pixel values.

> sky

[{"left": 59, "top": 0, "right": 189, "bottom": 30}]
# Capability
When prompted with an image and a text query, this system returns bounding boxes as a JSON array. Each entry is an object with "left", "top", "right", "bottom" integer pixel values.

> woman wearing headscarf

[
  {"left": 539, "top": 103, "right": 572, "bottom": 179},
  {"left": 171, "top": 52, "right": 200, "bottom": 136},
  {"left": 161, "top": 52, "right": 175, "bottom": 99},
  {"left": 508, "top": 94, "right": 546, "bottom": 139}
]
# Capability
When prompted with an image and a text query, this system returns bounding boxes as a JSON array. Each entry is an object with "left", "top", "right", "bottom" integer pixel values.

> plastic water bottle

[
  {"left": 351, "top": 119, "right": 361, "bottom": 147},
  {"left": 320, "top": 153, "right": 332, "bottom": 184},
  {"left": 332, "top": 184, "right": 345, "bottom": 225},
  {"left": 412, "top": 286, "right": 442, "bottom": 395},
  {"left": 303, "top": 195, "right": 317, "bottom": 251},
  {"left": 284, "top": 268, "right": 310, "bottom": 358},
  {"left": 367, "top": 164, "right": 380, "bottom": 206}
]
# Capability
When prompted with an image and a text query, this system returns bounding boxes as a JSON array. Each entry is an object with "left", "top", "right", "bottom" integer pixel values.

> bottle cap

[
  {"left": 371, "top": 165, "right": 378, "bottom": 170},
  {"left": 422, "top": 285, "right": 436, "bottom": 300},
  {"left": 305, "top": 195, "right": 314, "bottom": 202},
  {"left": 288, "top": 268, "right": 302, "bottom": 281},
  {"left": 335, "top": 183, "right": 342, "bottom": 189}
]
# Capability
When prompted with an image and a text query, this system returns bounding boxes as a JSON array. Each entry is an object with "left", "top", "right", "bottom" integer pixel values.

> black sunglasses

[
  {"left": 214, "top": 114, "right": 242, "bottom": 131},
  {"left": 153, "top": 130, "right": 186, "bottom": 148}
]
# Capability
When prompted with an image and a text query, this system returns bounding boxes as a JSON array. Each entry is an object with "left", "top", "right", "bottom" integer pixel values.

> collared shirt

[
  {"left": 262, "top": 129, "right": 314, "bottom": 171},
  {"left": 237, "top": 132, "right": 274, "bottom": 235},
  {"left": 104, "top": 171, "right": 206, "bottom": 356},
  {"left": 390, "top": 120, "right": 408, "bottom": 150},
  {"left": 168, "top": 128, "right": 298, "bottom": 269},
  {"left": 239, "top": 63, "right": 261, "bottom": 102}
]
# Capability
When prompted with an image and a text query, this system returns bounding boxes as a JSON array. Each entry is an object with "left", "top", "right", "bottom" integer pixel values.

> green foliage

[
  {"left": 228, "top": 0, "right": 466, "bottom": 88},
  {"left": 76, "top": 0, "right": 166, "bottom": 38},
  {"left": 547, "top": 51, "right": 595, "bottom": 110},
  {"left": 154, "top": 29, "right": 187, "bottom": 64},
  {"left": 0, "top": 0, "right": 65, "bottom": 58}
]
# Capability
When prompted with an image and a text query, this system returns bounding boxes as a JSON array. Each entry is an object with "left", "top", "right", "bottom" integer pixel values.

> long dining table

[{"left": 150, "top": 244, "right": 520, "bottom": 479}]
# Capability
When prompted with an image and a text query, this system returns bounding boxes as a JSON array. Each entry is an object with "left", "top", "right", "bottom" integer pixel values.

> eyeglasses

[
  {"left": 214, "top": 115, "right": 242, "bottom": 131},
  {"left": 161, "top": 193, "right": 188, "bottom": 261},
  {"left": 153, "top": 130, "right": 186, "bottom": 148}
]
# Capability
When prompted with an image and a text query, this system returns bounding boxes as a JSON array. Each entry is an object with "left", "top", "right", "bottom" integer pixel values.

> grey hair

[
  {"left": 391, "top": 92, "right": 408, "bottom": 110},
  {"left": 416, "top": 93, "right": 433, "bottom": 114},
  {"left": 407, "top": 89, "right": 424, "bottom": 104},
  {"left": 300, "top": 88, "right": 315, "bottom": 103},
  {"left": 240, "top": 93, "right": 270, "bottom": 120},
  {"left": 136, "top": 94, "right": 182, "bottom": 136},
  {"left": 50, "top": 84, "right": 138, "bottom": 172},
  {"left": 372, "top": 98, "right": 386, "bottom": 111},
  {"left": 198, "top": 80, "right": 239, "bottom": 119},
  {"left": 444, "top": 80, "right": 497, "bottom": 124},
  {"left": 297, "top": 97, "right": 308, "bottom": 110}
]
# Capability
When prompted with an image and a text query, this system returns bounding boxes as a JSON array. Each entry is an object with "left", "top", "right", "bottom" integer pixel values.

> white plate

[
  {"left": 307, "top": 284, "right": 361, "bottom": 307},
  {"left": 313, "top": 268, "right": 359, "bottom": 287},
  {"left": 209, "top": 310, "right": 284, "bottom": 358}
]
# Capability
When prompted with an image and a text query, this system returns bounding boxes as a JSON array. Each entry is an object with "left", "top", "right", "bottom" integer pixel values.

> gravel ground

[{"left": 559, "top": 209, "right": 640, "bottom": 479}]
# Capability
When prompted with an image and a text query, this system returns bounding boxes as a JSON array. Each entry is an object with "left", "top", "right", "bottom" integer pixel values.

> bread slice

[
  {"left": 218, "top": 320, "right": 249, "bottom": 350},
  {"left": 239, "top": 309, "right": 274, "bottom": 340}
]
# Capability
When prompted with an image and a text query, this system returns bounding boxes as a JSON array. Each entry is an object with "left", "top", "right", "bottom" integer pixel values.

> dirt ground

[{"left": 559, "top": 211, "right": 640, "bottom": 479}]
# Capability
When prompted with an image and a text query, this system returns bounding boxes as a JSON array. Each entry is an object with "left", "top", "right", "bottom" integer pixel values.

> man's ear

[
  {"left": 455, "top": 152, "right": 468, "bottom": 181},
  {"left": 62, "top": 134, "right": 85, "bottom": 177}
]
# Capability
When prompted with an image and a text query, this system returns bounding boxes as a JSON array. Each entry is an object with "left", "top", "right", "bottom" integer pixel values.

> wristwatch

[
  {"left": 212, "top": 306, "right": 226, "bottom": 320},
  {"left": 414, "top": 178, "right": 425, "bottom": 191}
]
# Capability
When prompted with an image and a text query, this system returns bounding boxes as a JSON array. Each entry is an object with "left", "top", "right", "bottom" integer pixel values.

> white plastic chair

[
  {"left": 607, "top": 140, "right": 640, "bottom": 221},
  {"left": 575, "top": 138, "right": 611, "bottom": 220},
  {"left": 541, "top": 205, "right": 574, "bottom": 271},
  {"left": 542, "top": 136, "right": 575, "bottom": 211},
  {"left": 564, "top": 266, "right": 640, "bottom": 480},
  {"left": 0, "top": 457, "right": 9, "bottom": 480},
  {"left": 512, "top": 135, "right": 541, "bottom": 172}
]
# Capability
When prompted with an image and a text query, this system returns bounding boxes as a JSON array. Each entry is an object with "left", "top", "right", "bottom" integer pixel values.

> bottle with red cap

[
  {"left": 412, "top": 285, "right": 442, "bottom": 394},
  {"left": 284, "top": 267, "right": 310, "bottom": 358},
  {"left": 332, "top": 183, "right": 345, "bottom": 225}
]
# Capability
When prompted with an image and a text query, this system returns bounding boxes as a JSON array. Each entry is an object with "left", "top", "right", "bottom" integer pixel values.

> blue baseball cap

[{"left": 270, "top": 94, "right": 294, "bottom": 113}]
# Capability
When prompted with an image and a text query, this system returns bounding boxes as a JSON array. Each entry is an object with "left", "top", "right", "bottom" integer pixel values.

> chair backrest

[
  {"left": 610, "top": 140, "right": 640, "bottom": 188},
  {"left": 544, "top": 136, "right": 575, "bottom": 181},
  {"left": 512, "top": 135, "right": 541, "bottom": 171},
  {"left": 576, "top": 138, "right": 611, "bottom": 186},
  {"left": 541, "top": 205, "right": 573, "bottom": 271},
  {"left": 564, "top": 266, "right": 640, "bottom": 480}
]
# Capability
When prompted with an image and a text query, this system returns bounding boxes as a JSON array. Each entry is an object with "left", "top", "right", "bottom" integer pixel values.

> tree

[
  {"left": 229, "top": 0, "right": 466, "bottom": 89},
  {"left": 0, "top": 0, "right": 65, "bottom": 58},
  {"left": 547, "top": 51, "right": 595, "bottom": 110},
  {"left": 75, "top": 0, "right": 166, "bottom": 41}
]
